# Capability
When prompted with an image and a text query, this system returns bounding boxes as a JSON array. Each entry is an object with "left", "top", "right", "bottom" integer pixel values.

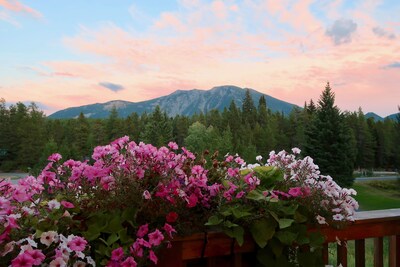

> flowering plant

[{"left": 0, "top": 136, "right": 358, "bottom": 267}]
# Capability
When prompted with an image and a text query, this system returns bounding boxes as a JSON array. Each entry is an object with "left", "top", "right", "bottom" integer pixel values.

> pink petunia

[
  {"left": 236, "top": 191, "right": 245, "bottom": 199},
  {"left": 148, "top": 250, "right": 158, "bottom": 264},
  {"left": 148, "top": 229, "right": 164, "bottom": 247},
  {"left": 111, "top": 247, "right": 124, "bottom": 261},
  {"left": 26, "top": 249, "right": 45, "bottom": 265},
  {"left": 168, "top": 142, "right": 178, "bottom": 150},
  {"left": 288, "top": 187, "right": 303, "bottom": 197},
  {"left": 121, "top": 256, "right": 137, "bottom": 267},
  {"left": 12, "top": 188, "right": 30, "bottom": 203},
  {"left": 67, "top": 236, "right": 87, "bottom": 252},
  {"left": 49, "top": 257, "right": 66, "bottom": 267},
  {"left": 191, "top": 165, "right": 203, "bottom": 175},
  {"left": 136, "top": 224, "right": 149, "bottom": 238},
  {"left": 187, "top": 193, "right": 198, "bottom": 208},
  {"left": 11, "top": 252, "right": 35, "bottom": 267},
  {"left": 166, "top": 212, "right": 178, "bottom": 223},
  {"left": 143, "top": 190, "right": 151, "bottom": 200},
  {"left": 163, "top": 223, "right": 177, "bottom": 239},
  {"left": 48, "top": 153, "right": 62, "bottom": 162},
  {"left": 60, "top": 200, "right": 75, "bottom": 209}
]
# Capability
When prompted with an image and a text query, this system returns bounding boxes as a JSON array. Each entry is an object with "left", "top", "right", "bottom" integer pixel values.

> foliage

[
  {"left": 1, "top": 137, "right": 358, "bottom": 266},
  {"left": 305, "top": 82, "right": 355, "bottom": 187},
  {"left": 1, "top": 83, "right": 399, "bottom": 185}
]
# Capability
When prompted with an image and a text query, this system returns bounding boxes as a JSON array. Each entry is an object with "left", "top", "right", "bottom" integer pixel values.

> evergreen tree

[
  {"left": 105, "top": 106, "right": 122, "bottom": 141},
  {"left": 242, "top": 89, "right": 257, "bottom": 126},
  {"left": 347, "top": 109, "right": 375, "bottom": 170},
  {"left": 141, "top": 106, "right": 173, "bottom": 147},
  {"left": 305, "top": 82, "right": 355, "bottom": 186}
]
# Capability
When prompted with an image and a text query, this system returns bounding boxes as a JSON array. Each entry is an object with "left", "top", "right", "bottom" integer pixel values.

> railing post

[
  {"left": 389, "top": 235, "right": 400, "bottom": 267},
  {"left": 355, "top": 239, "right": 365, "bottom": 267},
  {"left": 337, "top": 241, "right": 347, "bottom": 267},
  {"left": 374, "top": 237, "right": 384, "bottom": 267},
  {"left": 322, "top": 244, "right": 329, "bottom": 265}
]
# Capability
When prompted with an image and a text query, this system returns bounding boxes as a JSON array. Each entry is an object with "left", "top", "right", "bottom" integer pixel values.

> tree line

[{"left": 1, "top": 83, "right": 399, "bottom": 186}]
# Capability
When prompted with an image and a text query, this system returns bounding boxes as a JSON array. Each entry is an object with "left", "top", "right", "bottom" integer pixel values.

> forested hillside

[{"left": 1, "top": 83, "right": 399, "bottom": 187}]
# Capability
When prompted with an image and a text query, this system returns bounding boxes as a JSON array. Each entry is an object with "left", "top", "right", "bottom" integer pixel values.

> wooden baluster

[
  {"left": 322, "top": 244, "right": 329, "bottom": 265},
  {"left": 337, "top": 241, "right": 348, "bottom": 267},
  {"left": 355, "top": 239, "right": 365, "bottom": 267},
  {"left": 389, "top": 235, "right": 400, "bottom": 267},
  {"left": 374, "top": 237, "right": 384, "bottom": 267},
  {"left": 232, "top": 253, "right": 242, "bottom": 267}
]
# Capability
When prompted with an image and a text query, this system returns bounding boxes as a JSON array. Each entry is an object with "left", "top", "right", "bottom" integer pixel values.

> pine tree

[
  {"left": 305, "top": 82, "right": 355, "bottom": 186},
  {"left": 242, "top": 89, "right": 256, "bottom": 126},
  {"left": 141, "top": 106, "right": 173, "bottom": 147}
]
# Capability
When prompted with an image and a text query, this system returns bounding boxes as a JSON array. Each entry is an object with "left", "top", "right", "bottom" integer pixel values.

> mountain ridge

[{"left": 49, "top": 85, "right": 299, "bottom": 119}]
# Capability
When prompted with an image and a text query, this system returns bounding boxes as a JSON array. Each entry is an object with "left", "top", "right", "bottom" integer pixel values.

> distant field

[{"left": 352, "top": 180, "right": 400, "bottom": 211}]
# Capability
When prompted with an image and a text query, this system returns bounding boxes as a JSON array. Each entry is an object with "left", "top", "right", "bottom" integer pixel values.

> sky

[{"left": 0, "top": 0, "right": 399, "bottom": 117}]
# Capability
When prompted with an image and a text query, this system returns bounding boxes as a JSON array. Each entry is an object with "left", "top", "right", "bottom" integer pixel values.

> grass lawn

[{"left": 352, "top": 180, "right": 400, "bottom": 211}]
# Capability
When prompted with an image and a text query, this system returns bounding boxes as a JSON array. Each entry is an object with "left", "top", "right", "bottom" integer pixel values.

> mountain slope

[{"left": 49, "top": 85, "right": 299, "bottom": 119}]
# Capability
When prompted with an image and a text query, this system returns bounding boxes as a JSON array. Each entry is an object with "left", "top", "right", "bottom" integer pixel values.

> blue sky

[{"left": 1, "top": 0, "right": 399, "bottom": 116}]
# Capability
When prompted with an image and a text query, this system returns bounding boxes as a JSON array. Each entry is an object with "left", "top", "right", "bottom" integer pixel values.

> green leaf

[
  {"left": 309, "top": 232, "right": 325, "bottom": 248},
  {"left": 104, "top": 216, "right": 123, "bottom": 233},
  {"left": 250, "top": 218, "right": 276, "bottom": 248},
  {"left": 281, "top": 204, "right": 298, "bottom": 215},
  {"left": 278, "top": 218, "right": 294, "bottom": 229},
  {"left": 275, "top": 230, "right": 298, "bottom": 245},
  {"left": 231, "top": 207, "right": 252, "bottom": 219},
  {"left": 224, "top": 226, "right": 244, "bottom": 246},
  {"left": 269, "top": 238, "right": 284, "bottom": 257},
  {"left": 107, "top": 233, "right": 120, "bottom": 246},
  {"left": 83, "top": 230, "right": 101, "bottom": 241},
  {"left": 246, "top": 189, "right": 266, "bottom": 201},
  {"left": 223, "top": 220, "right": 239, "bottom": 228},
  {"left": 294, "top": 211, "right": 308, "bottom": 223},
  {"left": 205, "top": 215, "right": 223, "bottom": 226}
]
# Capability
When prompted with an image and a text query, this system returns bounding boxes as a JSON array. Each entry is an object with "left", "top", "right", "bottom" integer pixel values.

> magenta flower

[
  {"left": 60, "top": 200, "right": 75, "bottom": 209},
  {"left": 288, "top": 187, "right": 303, "bottom": 197},
  {"left": 48, "top": 153, "right": 62, "bottom": 162},
  {"left": 148, "top": 229, "right": 164, "bottom": 246},
  {"left": 136, "top": 224, "right": 149, "bottom": 238},
  {"left": 148, "top": 250, "right": 158, "bottom": 264},
  {"left": 166, "top": 212, "right": 178, "bottom": 223},
  {"left": 121, "top": 256, "right": 137, "bottom": 267},
  {"left": 26, "top": 249, "right": 45, "bottom": 265},
  {"left": 143, "top": 190, "right": 151, "bottom": 200},
  {"left": 187, "top": 193, "right": 198, "bottom": 208},
  {"left": 235, "top": 191, "right": 245, "bottom": 199},
  {"left": 111, "top": 247, "right": 124, "bottom": 261},
  {"left": 67, "top": 236, "right": 88, "bottom": 252},
  {"left": 227, "top": 167, "right": 239, "bottom": 177},
  {"left": 168, "top": 141, "right": 178, "bottom": 150},
  {"left": 11, "top": 252, "right": 35, "bottom": 267},
  {"left": 12, "top": 188, "right": 30, "bottom": 202},
  {"left": 163, "top": 223, "right": 177, "bottom": 238},
  {"left": 191, "top": 165, "right": 203, "bottom": 175}
]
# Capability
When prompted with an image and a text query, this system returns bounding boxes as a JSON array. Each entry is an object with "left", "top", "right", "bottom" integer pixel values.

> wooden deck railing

[{"left": 155, "top": 208, "right": 400, "bottom": 267}]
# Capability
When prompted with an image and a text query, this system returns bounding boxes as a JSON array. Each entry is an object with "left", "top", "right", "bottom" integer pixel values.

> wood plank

[
  {"left": 374, "top": 237, "right": 384, "bottom": 267},
  {"left": 322, "top": 244, "right": 329, "bottom": 265},
  {"left": 355, "top": 239, "right": 365, "bottom": 267},
  {"left": 389, "top": 235, "right": 400, "bottom": 267},
  {"left": 337, "top": 242, "right": 348, "bottom": 267}
]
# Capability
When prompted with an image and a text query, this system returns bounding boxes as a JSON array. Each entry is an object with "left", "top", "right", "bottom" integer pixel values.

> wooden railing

[{"left": 156, "top": 208, "right": 400, "bottom": 267}]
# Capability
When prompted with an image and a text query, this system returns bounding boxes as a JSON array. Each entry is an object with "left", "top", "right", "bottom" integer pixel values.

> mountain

[
  {"left": 365, "top": 112, "right": 384, "bottom": 121},
  {"left": 49, "top": 85, "right": 299, "bottom": 119},
  {"left": 365, "top": 112, "right": 399, "bottom": 122}
]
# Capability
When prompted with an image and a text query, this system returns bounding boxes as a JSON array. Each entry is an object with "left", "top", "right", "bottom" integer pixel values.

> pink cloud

[
  {"left": 0, "top": 0, "right": 42, "bottom": 18},
  {"left": 4, "top": 0, "right": 398, "bottom": 117}
]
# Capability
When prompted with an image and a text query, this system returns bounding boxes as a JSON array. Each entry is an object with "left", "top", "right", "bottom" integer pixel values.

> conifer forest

[{"left": 1, "top": 83, "right": 399, "bottom": 187}]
